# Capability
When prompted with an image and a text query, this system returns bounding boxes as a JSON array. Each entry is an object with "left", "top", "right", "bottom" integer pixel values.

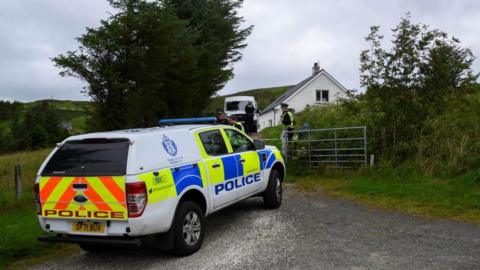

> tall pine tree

[{"left": 54, "top": 0, "right": 252, "bottom": 130}]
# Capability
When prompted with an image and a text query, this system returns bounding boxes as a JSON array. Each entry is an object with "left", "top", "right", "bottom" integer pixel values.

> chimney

[{"left": 312, "top": 62, "right": 320, "bottom": 75}]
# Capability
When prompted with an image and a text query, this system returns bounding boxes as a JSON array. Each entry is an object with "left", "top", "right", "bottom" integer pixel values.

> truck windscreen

[
  {"left": 226, "top": 101, "right": 249, "bottom": 111},
  {"left": 42, "top": 138, "right": 129, "bottom": 176}
]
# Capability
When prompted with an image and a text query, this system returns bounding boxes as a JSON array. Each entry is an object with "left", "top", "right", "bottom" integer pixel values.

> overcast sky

[{"left": 1, "top": 0, "right": 479, "bottom": 101}]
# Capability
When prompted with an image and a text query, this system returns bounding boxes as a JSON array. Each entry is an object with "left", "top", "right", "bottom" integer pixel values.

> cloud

[
  {"left": 0, "top": 0, "right": 112, "bottom": 101},
  {"left": 0, "top": 0, "right": 479, "bottom": 101},
  {"left": 221, "top": 0, "right": 480, "bottom": 94}
]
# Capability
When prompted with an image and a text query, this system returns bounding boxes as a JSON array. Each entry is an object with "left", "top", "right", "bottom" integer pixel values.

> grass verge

[
  {"left": 0, "top": 149, "right": 75, "bottom": 269},
  {"left": 288, "top": 165, "right": 480, "bottom": 224}
]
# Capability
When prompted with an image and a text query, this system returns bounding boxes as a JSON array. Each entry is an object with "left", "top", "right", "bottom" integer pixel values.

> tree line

[
  {"left": 0, "top": 101, "right": 68, "bottom": 153},
  {"left": 1, "top": 0, "right": 250, "bottom": 154},
  {"left": 300, "top": 14, "right": 480, "bottom": 174}
]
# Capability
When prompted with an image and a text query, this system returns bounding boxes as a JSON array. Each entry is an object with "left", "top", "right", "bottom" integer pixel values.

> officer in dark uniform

[
  {"left": 244, "top": 102, "right": 255, "bottom": 134},
  {"left": 280, "top": 103, "right": 295, "bottom": 141},
  {"left": 216, "top": 109, "right": 229, "bottom": 125}
]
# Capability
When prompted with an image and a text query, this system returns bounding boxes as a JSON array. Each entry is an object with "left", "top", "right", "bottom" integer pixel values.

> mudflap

[{"left": 151, "top": 226, "right": 175, "bottom": 250}]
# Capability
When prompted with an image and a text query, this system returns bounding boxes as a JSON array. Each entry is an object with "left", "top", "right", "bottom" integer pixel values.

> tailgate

[{"left": 39, "top": 176, "right": 127, "bottom": 220}]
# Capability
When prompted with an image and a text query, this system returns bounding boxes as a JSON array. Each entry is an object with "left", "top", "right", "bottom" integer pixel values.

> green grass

[
  {"left": 289, "top": 165, "right": 480, "bottom": 223},
  {"left": 0, "top": 210, "right": 57, "bottom": 268},
  {"left": 0, "top": 149, "right": 52, "bottom": 213},
  {"left": 0, "top": 149, "right": 66, "bottom": 269},
  {"left": 258, "top": 125, "right": 283, "bottom": 149},
  {"left": 203, "top": 85, "right": 291, "bottom": 115}
]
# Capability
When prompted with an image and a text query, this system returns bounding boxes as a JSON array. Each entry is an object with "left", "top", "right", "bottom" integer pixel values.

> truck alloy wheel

[{"left": 183, "top": 211, "right": 201, "bottom": 246}]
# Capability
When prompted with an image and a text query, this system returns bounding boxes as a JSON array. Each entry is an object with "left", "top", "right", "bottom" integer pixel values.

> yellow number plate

[{"left": 72, "top": 221, "right": 105, "bottom": 233}]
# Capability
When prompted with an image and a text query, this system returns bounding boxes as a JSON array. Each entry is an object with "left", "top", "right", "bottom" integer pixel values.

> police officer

[
  {"left": 228, "top": 115, "right": 245, "bottom": 133},
  {"left": 244, "top": 101, "right": 255, "bottom": 134},
  {"left": 216, "top": 109, "right": 230, "bottom": 125},
  {"left": 280, "top": 103, "right": 295, "bottom": 140}
]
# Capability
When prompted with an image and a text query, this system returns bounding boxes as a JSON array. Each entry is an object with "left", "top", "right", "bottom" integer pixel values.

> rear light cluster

[
  {"left": 34, "top": 183, "right": 41, "bottom": 215},
  {"left": 126, "top": 182, "right": 147, "bottom": 218}
]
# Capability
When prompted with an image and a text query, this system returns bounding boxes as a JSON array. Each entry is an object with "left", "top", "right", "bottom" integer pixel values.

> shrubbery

[{"left": 282, "top": 15, "right": 480, "bottom": 176}]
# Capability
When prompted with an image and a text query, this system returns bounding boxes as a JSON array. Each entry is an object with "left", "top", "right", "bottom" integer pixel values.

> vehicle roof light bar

[{"left": 159, "top": 117, "right": 217, "bottom": 126}]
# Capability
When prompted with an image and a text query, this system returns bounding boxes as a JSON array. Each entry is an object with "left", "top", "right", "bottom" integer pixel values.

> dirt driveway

[{"left": 31, "top": 185, "right": 480, "bottom": 270}]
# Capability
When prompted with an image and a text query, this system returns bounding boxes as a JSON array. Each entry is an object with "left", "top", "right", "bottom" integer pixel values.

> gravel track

[{"left": 32, "top": 184, "right": 480, "bottom": 270}]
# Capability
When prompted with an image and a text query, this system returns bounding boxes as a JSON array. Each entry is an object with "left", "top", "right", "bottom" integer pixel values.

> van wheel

[
  {"left": 263, "top": 169, "right": 283, "bottom": 209},
  {"left": 172, "top": 201, "right": 205, "bottom": 256}
]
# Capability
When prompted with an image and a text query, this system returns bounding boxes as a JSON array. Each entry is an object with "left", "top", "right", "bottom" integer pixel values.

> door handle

[
  {"left": 239, "top": 159, "right": 246, "bottom": 163},
  {"left": 212, "top": 163, "right": 220, "bottom": 168}
]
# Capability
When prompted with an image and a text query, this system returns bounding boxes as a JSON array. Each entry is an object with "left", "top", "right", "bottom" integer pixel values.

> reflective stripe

[
  {"left": 39, "top": 176, "right": 62, "bottom": 205},
  {"left": 281, "top": 111, "right": 295, "bottom": 128},
  {"left": 99, "top": 176, "right": 126, "bottom": 205},
  {"left": 39, "top": 175, "right": 128, "bottom": 220},
  {"left": 266, "top": 151, "right": 277, "bottom": 169},
  {"left": 139, "top": 168, "right": 177, "bottom": 204},
  {"left": 206, "top": 158, "right": 225, "bottom": 184},
  {"left": 274, "top": 150, "right": 284, "bottom": 162},
  {"left": 240, "top": 152, "right": 260, "bottom": 175},
  {"left": 197, "top": 161, "right": 208, "bottom": 188},
  {"left": 171, "top": 164, "right": 203, "bottom": 195},
  {"left": 222, "top": 155, "right": 238, "bottom": 180}
]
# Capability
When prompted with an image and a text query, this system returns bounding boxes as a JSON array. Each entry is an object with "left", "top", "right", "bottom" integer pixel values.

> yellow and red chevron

[{"left": 39, "top": 176, "right": 127, "bottom": 220}]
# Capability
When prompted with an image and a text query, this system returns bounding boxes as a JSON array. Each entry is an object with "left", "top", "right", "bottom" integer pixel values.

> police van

[{"left": 35, "top": 118, "right": 285, "bottom": 255}]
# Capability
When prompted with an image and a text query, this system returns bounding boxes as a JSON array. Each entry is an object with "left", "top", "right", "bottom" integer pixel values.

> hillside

[
  {"left": 203, "top": 85, "right": 292, "bottom": 115},
  {"left": 1, "top": 85, "right": 291, "bottom": 135},
  {"left": 0, "top": 99, "right": 92, "bottom": 134}
]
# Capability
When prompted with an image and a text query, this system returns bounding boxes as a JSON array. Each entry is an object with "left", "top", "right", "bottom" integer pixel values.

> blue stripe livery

[
  {"left": 258, "top": 149, "right": 275, "bottom": 169},
  {"left": 234, "top": 155, "right": 244, "bottom": 177},
  {"left": 221, "top": 156, "right": 238, "bottom": 180},
  {"left": 171, "top": 164, "right": 203, "bottom": 195},
  {"left": 266, "top": 151, "right": 276, "bottom": 169}
]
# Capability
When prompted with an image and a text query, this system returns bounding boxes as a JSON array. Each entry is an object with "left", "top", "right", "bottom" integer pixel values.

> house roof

[{"left": 260, "top": 69, "right": 350, "bottom": 114}]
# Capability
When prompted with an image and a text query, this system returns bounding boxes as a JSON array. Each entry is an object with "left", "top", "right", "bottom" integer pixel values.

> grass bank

[
  {"left": 288, "top": 164, "right": 480, "bottom": 223},
  {"left": 0, "top": 149, "right": 68, "bottom": 269}
]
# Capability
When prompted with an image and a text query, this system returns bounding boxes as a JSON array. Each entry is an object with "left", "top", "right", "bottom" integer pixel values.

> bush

[{"left": 417, "top": 92, "right": 480, "bottom": 175}]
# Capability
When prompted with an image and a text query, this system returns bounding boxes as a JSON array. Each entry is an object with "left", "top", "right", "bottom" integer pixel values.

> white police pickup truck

[{"left": 36, "top": 118, "right": 285, "bottom": 255}]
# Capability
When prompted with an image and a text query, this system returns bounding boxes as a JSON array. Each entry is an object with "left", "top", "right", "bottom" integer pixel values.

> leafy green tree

[
  {"left": 10, "top": 102, "right": 68, "bottom": 150},
  {"left": 360, "top": 14, "right": 478, "bottom": 160},
  {"left": 54, "top": 0, "right": 252, "bottom": 130}
]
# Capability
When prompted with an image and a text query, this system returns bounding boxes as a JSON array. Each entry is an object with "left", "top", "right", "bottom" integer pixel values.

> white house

[{"left": 258, "top": 63, "right": 351, "bottom": 131}]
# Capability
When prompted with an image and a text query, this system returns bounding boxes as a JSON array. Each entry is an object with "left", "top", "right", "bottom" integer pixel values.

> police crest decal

[{"left": 162, "top": 135, "right": 178, "bottom": 156}]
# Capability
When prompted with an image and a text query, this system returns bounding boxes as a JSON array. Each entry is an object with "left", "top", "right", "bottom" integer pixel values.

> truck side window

[
  {"left": 199, "top": 130, "right": 228, "bottom": 156},
  {"left": 224, "top": 129, "right": 254, "bottom": 153}
]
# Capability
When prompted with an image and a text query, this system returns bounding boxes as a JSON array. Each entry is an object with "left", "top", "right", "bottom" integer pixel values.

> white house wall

[
  {"left": 258, "top": 72, "right": 349, "bottom": 131},
  {"left": 285, "top": 73, "right": 348, "bottom": 112}
]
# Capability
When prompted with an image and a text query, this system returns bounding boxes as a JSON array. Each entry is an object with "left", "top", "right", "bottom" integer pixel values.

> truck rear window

[{"left": 42, "top": 138, "right": 129, "bottom": 176}]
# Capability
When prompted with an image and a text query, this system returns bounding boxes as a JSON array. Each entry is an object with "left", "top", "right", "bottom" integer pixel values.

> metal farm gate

[{"left": 281, "top": 126, "right": 367, "bottom": 169}]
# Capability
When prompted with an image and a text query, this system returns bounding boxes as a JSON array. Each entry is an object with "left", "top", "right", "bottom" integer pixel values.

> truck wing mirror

[{"left": 253, "top": 139, "right": 265, "bottom": 150}]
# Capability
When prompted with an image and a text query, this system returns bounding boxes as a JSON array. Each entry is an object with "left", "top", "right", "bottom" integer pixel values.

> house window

[{"left": 316, "top": 90, "right": 329, "bottom": 102}]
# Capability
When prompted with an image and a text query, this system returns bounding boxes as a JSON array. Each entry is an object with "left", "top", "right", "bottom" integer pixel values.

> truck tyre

[
  {"left": 172, "top": 201, "right": 205, "bottom": 256},
  {"left": 263, "top": 169, "right": 283, "bottom": 209}
]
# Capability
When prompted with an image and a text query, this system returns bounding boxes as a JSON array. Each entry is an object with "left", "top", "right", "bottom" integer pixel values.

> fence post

[
  {"left": 370, "top": 154, "right": 375, "bottom": 167},
  {"left": 281, "top": 130, "right": 288, "bottom": 157},
  {"left": 14, "top": 165, "right": 22, "bottom": 199},
  {"left": 308, "top": 130, "right": 311, "bottom": 167},
  {"left": 364, "top": 126, "right": 368, "bottom": 167},
  {"left": 334, "top": 129, "right": 338, "bottom": 169}
]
